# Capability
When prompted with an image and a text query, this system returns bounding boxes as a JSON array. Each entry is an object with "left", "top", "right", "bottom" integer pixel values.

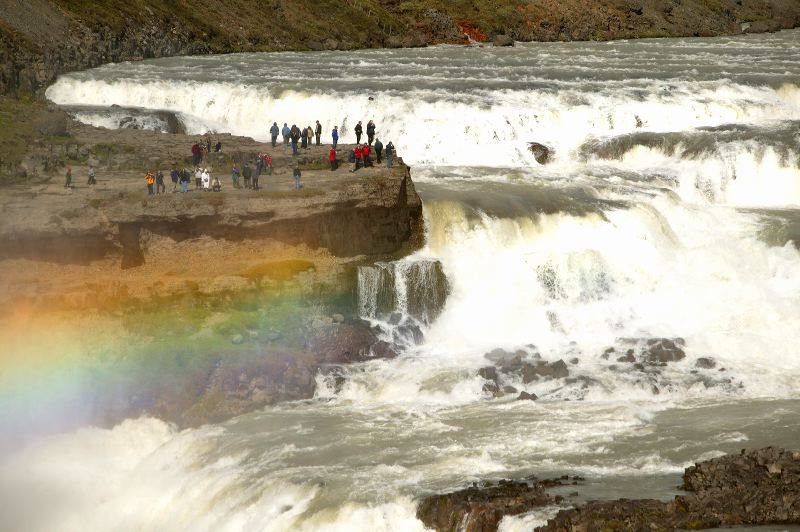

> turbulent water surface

[{"left": 9, "top": 30, "right": 800, "bottom": 530}]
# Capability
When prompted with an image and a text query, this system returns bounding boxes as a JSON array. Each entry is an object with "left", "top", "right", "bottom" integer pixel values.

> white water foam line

[{"left": 46, "top": 77, "right": 800, "bottom": 172}]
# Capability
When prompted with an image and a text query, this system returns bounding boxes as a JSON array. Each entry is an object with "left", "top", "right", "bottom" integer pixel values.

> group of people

[
  {"left": 273, "top": 122, "right": 324, "bottom": 155},
  {"left": 347, "top": 120, "right": 394, "bottom": 172},
  {"left": 230, "top": 153, "right": 273, "bottom": 190},
  {"left": 190, "top": 138, "right": 223, "bottom": 165},
  {"left": 268, "top": 118, "right": 396, "bottom": 174},
  {"left": 63, "top": 165, "right": 97, "bottom": 188}
]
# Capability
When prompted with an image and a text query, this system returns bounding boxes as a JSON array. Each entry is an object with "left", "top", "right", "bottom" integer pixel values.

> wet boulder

[
  {"left": 642, "top": 338, "right": 685, "bottom": 364},
  {"left": 305, "top": 320, "right": 385, "bottom": 364},
  {"left": 541, "top": 447, "right": 800, "bottom": 531},
  {"left": 393, "top": 323, "right": 424, "bottom": 346},
  {"left": 520, "top": 359, "right": 569, "bottom": 383},
  {"left": 484, "top": 348, "right": 526, "bottom": 369},
  {"left": 478, "top": 366, "right": 498, "bottom": 382},
  {"left": 417, "top": 480, "right": 560, "bottom": 532},
  {"left": 528, "top": 142, "right": 553, "bottom": 164},
  {"left": 695, "top": 357, "right": 716, "bottom": 369},
  {"left": 517, "top": 391, "right": 537, "bottom": 401},
  {"left": 492, "top": 34, "right": 514, "bottom": 47}
]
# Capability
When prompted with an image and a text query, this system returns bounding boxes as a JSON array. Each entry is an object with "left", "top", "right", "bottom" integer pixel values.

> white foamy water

[{"left": 10, "top": 29, "right": 800, "bottom": 531}]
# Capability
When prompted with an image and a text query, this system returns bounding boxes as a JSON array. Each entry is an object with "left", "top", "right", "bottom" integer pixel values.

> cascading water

[
  {"left": 4, "top": 30, "right": 800, "bottom": 532},
  {"left": 357, "top": 260, "right": 449, "bottom": 325}
]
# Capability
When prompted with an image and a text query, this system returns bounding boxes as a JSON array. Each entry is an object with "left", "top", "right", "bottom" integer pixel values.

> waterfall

[{"left": 358, "top": 260, "right": 449, "bottom": 325}]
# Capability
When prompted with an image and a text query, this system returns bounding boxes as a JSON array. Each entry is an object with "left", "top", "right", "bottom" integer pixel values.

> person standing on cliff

[
  {"left": 191, "top": 142, "right": 201, "bottom": 166},
  {"left": 362, "top": 143, "right": 372, "bottom": 167},
  {"left": 194, "top": 167, "right": 202, "bottom": 190},
  {"left": 145, "top": 172, "right": 155, "bottom": 195},
  {"left": 252, "top": 160, "right": 261, "bottom": 190},
  {"left": 270, "top": 122, "right": 280, "bottom": 147},
  {"left": 293, "top": 166, "right": 301, "bottom": 190},
  {"left": 180, "top": 168, "right": 190, "bottom": 193},
  {"left": 242, "top": 163, "right": 252, "bottom": 189},
  {"left": 355, "top": 121, "right": 363, "bottom": 144},
  {"left": 155, "top": 170, "right": 165, "bottom": 194},
  {"left": 64, "top": 167, "right": 72, "bottom": 189},
  {"left": 282, "top": 123, "right": 290, "bottom": 145},
  {"left": 87, "top": 165, "right": 96, "bottom": 186},
  {"left": 352, "top": 144, "right": 363, "bottom": 172},
  {"left": 265, "top": 154, "right": 273, "bottom": 177},
  {"left": 170, "top": 168, "right": 179, "bottom": 192},
  {"left": 231, "top": 165, "right": 241, "bottom": 189},
  {"left": 374, "top": 138, "right": 383, "bottom": 164},
  {"left": 290, "top": 125, "right": 300, "bottom": 155},
  {"left": 315, "top": 120, "right": 322, "bottom": 146},
  {"left": 329, "top": 147, "right": 337, "bottom": 171},
  {"left": 366, "top": 120, "right": 376, "bottom": 145},
  {"left": 385, "top": 141, "right": 394, "bottom": 168},
  {"left": 332, "top": 125, "right": 339, "bottom": 149}
]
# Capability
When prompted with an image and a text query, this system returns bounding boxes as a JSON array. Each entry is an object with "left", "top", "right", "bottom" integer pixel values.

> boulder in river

[
  {"left": 541, "top": 447, "right": 800, "bottom": 530},
  {"left": 492, "top": 34, "right": 514, "bottom": 47},
  {"left": 528, "top": 142, "right": 553, "bottom": 164},
  {"left": 417, "top": 479, "right": 561, "bottom": 532}
]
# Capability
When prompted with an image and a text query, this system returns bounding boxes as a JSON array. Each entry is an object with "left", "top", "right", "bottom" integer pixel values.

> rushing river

[{"left": 4, "top": 30, "right": 800, "bottom": 531}]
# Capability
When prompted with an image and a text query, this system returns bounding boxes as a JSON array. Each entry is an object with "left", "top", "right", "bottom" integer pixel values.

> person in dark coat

[
  {"left": 300, "top": 126, "right": 308, "bottom": 149},
  {"left": 290, "top": 125, "right": 300, "bottom": 155},
  {"left": 374, "top": 139, "right": 383, "bottom": 164},
  {"left": 270, "top": 122, "right": 280, "bottom": 147},
  {"left": 243, "top": 163, "right": 252, "bottom": 189},
  {"left": 315, "top": 120, "right": 322, "bottom": 146},
  {"left": 332, "top": 126, "right": 339, "bottom": 149},
  {"left": 155, "top": 170, "right": 165, "bottom": 194},
  {"left": 354, "top": 121, "right": 363, "bottom": 144},
  {"left": 366, "top": 120, "right": 376, "bottom": 145},
  {"left": 385, "top": 141, "right": 395, "bottom": 168}
]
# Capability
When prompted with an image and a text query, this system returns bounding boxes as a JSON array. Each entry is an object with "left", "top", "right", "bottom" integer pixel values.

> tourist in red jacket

[
  {"left": 329, "top": 148, "right": 337, "bottom": 171},
  {"left": 362, "top": 143, "right": 371, "bottom": 167},
  {"left": 352, "top": 144, "right": 363, "bottom": 172}
]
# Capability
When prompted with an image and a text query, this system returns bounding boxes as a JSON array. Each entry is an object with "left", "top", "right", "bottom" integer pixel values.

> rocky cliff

[{"left": 1, "top": 0, "right": 799, "bottom": 96}]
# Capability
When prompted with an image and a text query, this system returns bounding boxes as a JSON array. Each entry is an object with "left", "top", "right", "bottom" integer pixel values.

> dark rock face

[
  {"left": 695, "top": 356, "right": 717, "bottom": 369},
  {"left": 528, "top": 142, "right": 553, "bottom": 164},
  {"left": 417, "top": 480, "right": 561, "bottom": 532},
  {"left": 492, "top": 34, "right": 515, "bottom": 46},
  {"left": 642, "top": 337, "right": 686, "bottom": 364},
  {"left": 517, "top": 390, "right": 537, "bottom": 400},
  {"left": 480, "top": 347, "right": 568, "bottom": 398},
  {"left": 358, "top": 259, "right": 449, "bottom": 325},
  {"left": 541, "top": 447, "right": 800, "bottom": 531},
  {"left": 520, "top": 359, "right": 569, "bottom": 383},
  {"left": 304, "top": 321, "right": 389, "bottom": 364}
]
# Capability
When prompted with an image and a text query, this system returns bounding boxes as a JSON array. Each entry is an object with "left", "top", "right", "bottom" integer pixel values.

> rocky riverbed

[{"left": 416, "top": 447, "right": 800, "bottom": 531}]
